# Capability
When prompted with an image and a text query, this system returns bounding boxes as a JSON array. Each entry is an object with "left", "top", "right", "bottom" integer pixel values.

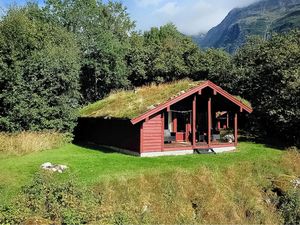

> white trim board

[
  {"left": 212, "top": 146, "right": 236, "bottom": 153},
  {"left": 140, "top": 150, "right": 194, "bottom": 157}
]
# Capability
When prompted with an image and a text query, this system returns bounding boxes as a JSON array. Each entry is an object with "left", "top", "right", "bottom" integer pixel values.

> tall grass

[
  {"left": 282, "top": 147, "right": 300, "bottom": 175},
  {"left": 0, "top": 132, "right": 70, "bottom": 155},
  {"left": 3, "top": 147, "right": 300, "bottom": 224},
  {"left": 93, "top": 165, "right": 281, "bottom": 224}
]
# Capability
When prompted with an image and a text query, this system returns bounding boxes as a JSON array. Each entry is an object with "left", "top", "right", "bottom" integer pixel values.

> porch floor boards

[{"left": 164, "top": 141, "right": 235, "bottom": 151}]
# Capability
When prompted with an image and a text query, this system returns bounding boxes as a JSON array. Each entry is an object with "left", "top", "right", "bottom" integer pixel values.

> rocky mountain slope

[{"left": 193, "top": 0, "right": 300, "bottom": 53}]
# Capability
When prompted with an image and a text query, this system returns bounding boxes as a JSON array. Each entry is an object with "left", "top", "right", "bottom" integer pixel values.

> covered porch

[{"left": 163, "top": 87, "right": 242, "bottom": 152}]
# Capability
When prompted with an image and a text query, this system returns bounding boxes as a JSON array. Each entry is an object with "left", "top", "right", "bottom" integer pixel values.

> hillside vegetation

[
  {"left": 1, "top": 142, "right": 300, "bottom": 224},
  {"left": 195, "top": 0, "right": 300, "bottom": 52}
]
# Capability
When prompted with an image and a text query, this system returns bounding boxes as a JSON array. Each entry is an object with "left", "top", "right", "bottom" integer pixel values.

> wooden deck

[
  {"left": 164, "top": 142, "right": 193, "bottom": 151},
  {"left": 164, "top": 141, "right": 235, "bottom": 151}
]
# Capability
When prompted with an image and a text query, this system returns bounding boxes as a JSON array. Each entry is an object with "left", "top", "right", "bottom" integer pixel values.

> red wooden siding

[
  {"left": 234, "top": 113, "right": 238, "bottom": 146},
  {"left": 141, "top": 114, "right": 163, "bottom": 152}
]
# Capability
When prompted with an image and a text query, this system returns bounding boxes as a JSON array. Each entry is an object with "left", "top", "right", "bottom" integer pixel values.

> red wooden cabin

[{"left": 76, "top": 80, "right": 252, "bottom": 157}]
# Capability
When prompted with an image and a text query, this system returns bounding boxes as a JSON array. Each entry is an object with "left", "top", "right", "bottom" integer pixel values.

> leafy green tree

[
  {"left": 0, "top": 4, "right": 80, "bottom": 132},
  {"left": 234, "top": 31, "right": 300, "bottom": 144},
  {"left": 137, "top": 23, "right": 200, "bottom": 84},
  {"left": 190, "top": 48, "right": 235, "bottom": 90},
  {"left": 126, "top": 32, "right": 149, "bottom": 86},
  {"left": 44, "top": 0, "right": 135, "bottom": 103}
]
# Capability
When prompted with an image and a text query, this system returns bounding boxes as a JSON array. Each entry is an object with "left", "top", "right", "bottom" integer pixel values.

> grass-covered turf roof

[
  {"left": 80, "top": 79, "right": 251, "bottom": 119},
  {"left": 80, "top": 79, "right": 203, "bottom": 119}
]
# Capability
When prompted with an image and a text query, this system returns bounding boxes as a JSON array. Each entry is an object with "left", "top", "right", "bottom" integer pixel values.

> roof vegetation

[
  {"left": 80, "top": 79, "right": 203, "bottom": 119},
  {"left": 80, "top": 79, "right": 252, "bottom": 119},
  {"left": 234, "top": 96, "right": 252, "bottom": 108}
]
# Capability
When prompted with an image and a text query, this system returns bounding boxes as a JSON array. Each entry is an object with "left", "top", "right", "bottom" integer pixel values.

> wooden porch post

[
  {"left": 226, "top": 112, "right": 229, "bottom": 128},
  {"left": 217, "top": 120, "right": 221, "bottom": 130},
  {"left": 208, "top": 97, "right": 211, "bottom": 146},
  {"left": 162, "top": 113, "right": 165, "bottom": 151},
  {"left": 192, "top": 95, "right": 196, "bottom": 147},
  {"left": 140, "top": 123, "right": 144, "bottom": 153},
  {"left": 234, "top": 112, "right": 238, "bottom": 146},
  {"left": 173, "top": 117, "right": 177, "bottom": 132}
]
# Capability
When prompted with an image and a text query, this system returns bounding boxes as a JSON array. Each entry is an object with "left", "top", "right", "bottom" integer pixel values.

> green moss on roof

[
  {"left": 80, "top": 79, "right": 203, "bottom": 119},
  {"left": 234, "top": 96, "right": 252, "bottom": 108}
]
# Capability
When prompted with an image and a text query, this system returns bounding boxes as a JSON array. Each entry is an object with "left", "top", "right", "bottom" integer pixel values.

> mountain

[{"left": 195, "top": 0, "right": 300, "bottom": 53}]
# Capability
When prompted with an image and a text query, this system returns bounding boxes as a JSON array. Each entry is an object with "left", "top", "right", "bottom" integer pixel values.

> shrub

[
  {"left": 279, "top": 190, "right": 300, "bottom": 225},
  {"left": 0, "top": 173, "right": 99, "bottom": 224},
  {"left": 0, "top": 131, "right": 71, "bottom": 155}
]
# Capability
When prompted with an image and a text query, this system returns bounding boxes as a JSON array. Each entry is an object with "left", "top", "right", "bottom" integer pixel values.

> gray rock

[
  {"left": 41, "top": 162, "right": 68, "bottom": 173},
  {"left": 41, "top": 162, "right": 53, "bottom": 169},
  {"left": 291, "top": 179, "right": 300, "bottom": 188}
]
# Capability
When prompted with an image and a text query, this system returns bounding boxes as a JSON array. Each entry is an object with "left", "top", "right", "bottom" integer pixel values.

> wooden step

[{"left": 194, "top": 148, "right": 216, "bottom": 154}]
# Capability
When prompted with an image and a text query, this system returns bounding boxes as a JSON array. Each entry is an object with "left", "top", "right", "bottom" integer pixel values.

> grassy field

[
  {"left": 0, "top": 142, "right": 283, "bottom": 204},
  {"left": 2, "top": 141, "right": 300, "bottom": 224}
]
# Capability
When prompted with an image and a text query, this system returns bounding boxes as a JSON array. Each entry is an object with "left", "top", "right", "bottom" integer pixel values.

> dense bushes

[
  {"left": 232, "top": 32, "right": 300, "bottom": 145},
  {"left": 0, "top": 1, "right": 298, "bottom": 145},
  {"left": 0, "top": 173, "right": 98, "bottom": 224},
  {"left": 0, "top": 132, "right": 70, "bottom": 155},
  {"left": 278, "top": 190, "right": 300, "bottom": 225},
  {"left": 0, "top": 5, "right": 80, "bottom": 133}
]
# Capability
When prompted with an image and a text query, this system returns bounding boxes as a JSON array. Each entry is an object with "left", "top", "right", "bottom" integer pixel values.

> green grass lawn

[{"left": 0, "top": 142, "right": 283, "bottom": 204}]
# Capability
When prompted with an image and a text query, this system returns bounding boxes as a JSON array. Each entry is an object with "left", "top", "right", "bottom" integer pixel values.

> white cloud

[
  {"left": 150, "top": 0, "right": 260, "bottom": 35},
  {"left": 135, "top": 0, "right": 164, "bottom": 7},
  {"left": 156, "top": 2, "right": 181, "bottom": 16},
  {"left": 231, "top": 0, "right": 261, "bottom": 8}
]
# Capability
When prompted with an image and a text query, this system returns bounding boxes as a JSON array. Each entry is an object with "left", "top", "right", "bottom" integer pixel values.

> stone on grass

[
  {"left": 291, "top": 178, "right": 300, "bottom": 188},
  {"left": 41, "top": 162, "right": 53, "bottom": 169},
  {"left": 41, "top": 162, "right": 68, "bottom": 173}
]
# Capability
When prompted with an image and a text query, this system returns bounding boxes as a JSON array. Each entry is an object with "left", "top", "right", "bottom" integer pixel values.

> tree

[
  {"left": 126, "top": 32, "right": 149, "bottom": 86},
  {"left": 0, "top": 4, "right": 80, "bottom": 132},
  {"left": 152, "top": 24, "right": 201, "bottom": 82},
  {"left": 190, "top": 48, "right": 235, "bottom": 91},
  {"left": 234, "top": 31, "right": 300, "bottom": 144},
  {"left": 128, "top": 23, "right": 200, "bottom": 85},
  {"left": 44, "top": 0, "right": 135, "bottom": 103}
]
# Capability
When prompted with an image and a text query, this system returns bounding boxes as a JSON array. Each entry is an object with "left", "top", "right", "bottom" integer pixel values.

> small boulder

[
  {"left": 41, "top": 162, "right": 68, "bottom": 173},
  {"left": 58, "top": 165, "right": 68, "bottom": 171},
  {"left": 291, "top": 178, "right": 300, "bottom": 188},
  {"left": 41, "top": 162, "right": 53, "bottom": 169}
]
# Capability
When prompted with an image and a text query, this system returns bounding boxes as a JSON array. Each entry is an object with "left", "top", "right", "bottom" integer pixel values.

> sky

[{"left": 0, "top": 0, "right": 259, "bottom": 35}]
